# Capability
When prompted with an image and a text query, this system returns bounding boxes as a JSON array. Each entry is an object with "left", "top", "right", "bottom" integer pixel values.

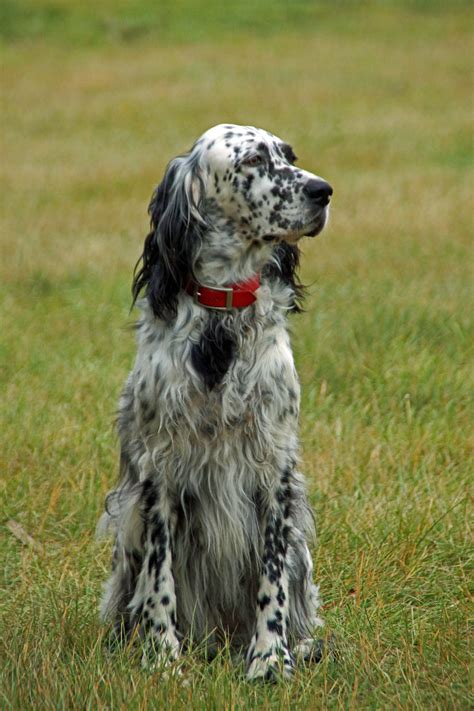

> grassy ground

[{"left": 1, "top": 2, "right": 472, "bottom": 709}]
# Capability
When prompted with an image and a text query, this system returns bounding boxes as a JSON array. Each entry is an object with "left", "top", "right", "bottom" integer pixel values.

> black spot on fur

[
  {"left": 150, "top": 515, "right": 166, "bottom": 546},
  {"left": 148, "top": 550, "right": 158, "bottom": 575},
  {"left": 267, "top": 618, "right": 284, "bottom": 636},
  {"left": 258, "top": 594, "right": 271, "bottom": 610},
  {"left": 191, "top": 315, "right": 236, "bottom": 390},
  {"left": 142, "top": 479, "right": 158, "bottom": 515},
  {"left": 280, "top": 143, "right": 298, "bottom": 164},
  {"left": 277, "top": 587, "right": 286, "bottom": 606}
]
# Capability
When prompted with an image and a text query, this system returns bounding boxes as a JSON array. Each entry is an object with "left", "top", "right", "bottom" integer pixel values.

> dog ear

[
  {"left": 263, "top": 242, "right": 306, "bottom": 312},
  {"left": 132, "top": 154, "right": 204, "bottom": 321}
]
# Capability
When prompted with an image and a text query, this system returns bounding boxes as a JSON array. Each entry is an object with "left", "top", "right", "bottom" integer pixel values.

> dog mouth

[
  {"left": 305, "top": 223, "right": 323, "bottom": 237},
  {"left": 304, "top": 208, "right": 329, "bottom": 237},
  {"left": 261, "top": 209, "right": 328, "bottom": 243}
]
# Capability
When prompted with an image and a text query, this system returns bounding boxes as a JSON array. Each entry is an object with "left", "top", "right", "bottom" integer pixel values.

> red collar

[{"left": 186, "top": 274, "right": 260, "bottom": 311}]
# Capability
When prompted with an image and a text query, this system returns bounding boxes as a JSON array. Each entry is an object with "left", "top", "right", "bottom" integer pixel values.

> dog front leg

[
  {"left": 246, "top": 473, "right": 295, "bottom": 681},
  {"left": 130, "top": 476, "right": 180, "bottom": 670}
]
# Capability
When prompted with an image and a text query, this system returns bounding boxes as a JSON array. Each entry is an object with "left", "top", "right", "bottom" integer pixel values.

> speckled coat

[{"left": 98, "top": 124, "right": 332, "bottom": 680}]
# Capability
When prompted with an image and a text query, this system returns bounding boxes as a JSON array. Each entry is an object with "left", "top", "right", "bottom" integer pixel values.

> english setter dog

[{"left": 99, "top": 123, "right": 333, "bottom": 681}]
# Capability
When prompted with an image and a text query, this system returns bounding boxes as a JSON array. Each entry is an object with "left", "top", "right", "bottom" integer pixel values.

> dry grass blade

[{"left": 6, "top": 520, "right": 44, "bottom": 554}]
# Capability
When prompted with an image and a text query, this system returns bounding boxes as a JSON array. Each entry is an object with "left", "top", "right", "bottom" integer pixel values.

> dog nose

[{"left": 303, "top": 179, "right": 333, "bottom": 206}]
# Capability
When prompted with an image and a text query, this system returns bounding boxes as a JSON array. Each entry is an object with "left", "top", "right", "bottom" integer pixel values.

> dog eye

[{"left": 243, "top": 155, "right": 263, "bottom": 167}]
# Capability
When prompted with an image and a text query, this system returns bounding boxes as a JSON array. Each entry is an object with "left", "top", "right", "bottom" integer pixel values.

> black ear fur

[
  {"left": 132, "top": 157, "right": 203, "bottom": 321},
  {"left": 263, "top": 242, "right": 305, "bottom": 312}
]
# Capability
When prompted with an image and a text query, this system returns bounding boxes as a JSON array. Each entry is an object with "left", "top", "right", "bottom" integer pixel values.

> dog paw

[
  {"left": 141, "top": 630, "right": 181, "bottom": 672},
  {"left": 293, "top": 637, "right": 325, "bottom": 663},
  {"left": 293, "top": 634, "right": 338, "bottom": 664},
  {"left": 246, "top": 645, "right": 295, "bottom": 682}
]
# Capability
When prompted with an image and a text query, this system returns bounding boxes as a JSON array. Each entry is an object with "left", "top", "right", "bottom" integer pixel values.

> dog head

[
  {"left": 133, "top": 124, "right": 332, "bottom": 320},
  {"left": 199, "top": 124, "right": 332, "bottom": 244}
]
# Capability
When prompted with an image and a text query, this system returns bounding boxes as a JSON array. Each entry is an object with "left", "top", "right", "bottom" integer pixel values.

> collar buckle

[{"left": 193, "top": 282, "right": 234, "bottom": 311}]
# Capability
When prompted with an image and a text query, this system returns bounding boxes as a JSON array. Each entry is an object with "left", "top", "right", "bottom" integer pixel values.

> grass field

[{"left": 1, "top": 2, "right": 472, "bottom": 709}]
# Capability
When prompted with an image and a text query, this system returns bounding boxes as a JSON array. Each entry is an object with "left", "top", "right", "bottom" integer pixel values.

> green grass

[
  {"left": 0, "top": 2, "right": 472, "bottom": 709},
  {"left": 2, "top": 0, "right": 471, "bottom": 46}
]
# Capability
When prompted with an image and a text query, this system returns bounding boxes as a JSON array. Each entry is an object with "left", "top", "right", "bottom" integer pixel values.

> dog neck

[
  {"left": 193, "top": 226, "right": 275, "bottom": 286},
  {"left": 185, "top": 274, "right": 261, "bottom": 311}
]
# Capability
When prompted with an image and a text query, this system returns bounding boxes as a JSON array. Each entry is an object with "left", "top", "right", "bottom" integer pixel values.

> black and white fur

[{"left": 98, "top": 124, "right": 333, "bottom": 681}]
